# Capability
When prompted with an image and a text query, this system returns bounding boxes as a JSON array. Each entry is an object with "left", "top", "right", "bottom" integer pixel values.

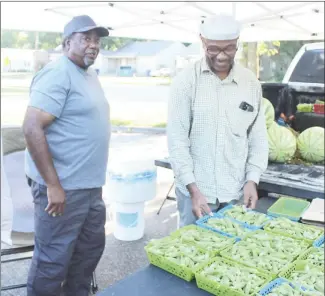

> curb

[{"left": 111, "top": 125, "right": 166, "bottom": 134}]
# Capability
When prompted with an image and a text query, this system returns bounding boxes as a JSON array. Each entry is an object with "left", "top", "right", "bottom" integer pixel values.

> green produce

[
  {"left": 262, "top": 97, "right": 275, "bottom": 129},
  {"left": 265, "top": 217, "right": 324, "bottom": 241},
  {"left": 303, "top": 247, "right": 324, "bottom": 267},
  {"left": 221, "top": 243, "right": 290, "bottom": 275},
  {"left": 221, "top": 205, "right": 270, "bottom": 226},
  {"left": 243, "top": 231, "right": 309, "bottom": 257},
  {"left": 297, "top": 103, "right": 313, "bottom": 112},
  {"left": 285, "top": 262, "right": 324, "bottom": 294},
  {"left": 205, "top": 217, "right": 252, "bottom": 237},
  {"left": 315, "top": 100, "right": 324, "bottom": 105},
  {"left": 297, "top": 127, "right": 325, "bottom": 163},
  {"left": 268, "top": 282, "right": 323, "bottom": 296},
  {"left": 146, "top": 237, "right": 211, "bottom": 270},
  {"left": 172, "top": 226, "right": 234, "bottom": 252},
  {"left": 197, "top": 257, "right": 268, "bottom": 295},
  {"left": 268, "top": 122, "right": 297, "bottom": 163}
]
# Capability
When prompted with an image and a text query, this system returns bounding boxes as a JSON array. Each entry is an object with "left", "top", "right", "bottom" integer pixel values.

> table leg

[{"left": 157, "top": 182, "right": 175, "bottom": 215}]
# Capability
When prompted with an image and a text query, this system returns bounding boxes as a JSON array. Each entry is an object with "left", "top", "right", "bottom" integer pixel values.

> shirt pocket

[{"left": 225, "top": 103, "right": 257, "bottom": 138}]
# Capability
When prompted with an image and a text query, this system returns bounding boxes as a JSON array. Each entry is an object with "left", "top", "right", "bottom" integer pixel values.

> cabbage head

[
  {"left": 297, "top": 127, "right": 325, "bottom": 163},
  {"left": 262, "top": 98, "right": 275, "bottom": 129},
  {"left": 268, "top": 122, "right": 297, "bottom": 163}
]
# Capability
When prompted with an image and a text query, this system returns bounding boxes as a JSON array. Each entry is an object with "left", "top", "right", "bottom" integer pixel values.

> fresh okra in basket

[
  {"left": 146, "top": 237, "right": 212, "bottom": 269},
  {"left": 283, "top": 261, "right": 324, "bottom": 294},
  {"left": 221, "top": 243, "right": 291, "bottom": 275},
  {"left": 265, "top": 217, "right": 324, "bottom": 241},
  {"left": 267, "top": 282, "right": 323, "bottom": 296},
  {"left": 303, "top": 247, "right": 324, "bottom": 267},
  {"left": 172, "top": 227, "right": 234, "bottom": 251},
  {"left": 243, "top": 231, "right": 310, "bottom": 257},
  {"left": 221, "top": 205, "right": 270, "bottom": 226},
  {"left": 205, "top": 217, "right": 252, "bottom": 237},
  {"left": 197, "top": 259, "right": 268, "bottom": 295}
]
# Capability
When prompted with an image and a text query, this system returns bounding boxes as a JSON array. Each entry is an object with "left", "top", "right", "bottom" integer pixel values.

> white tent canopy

[{"left": 1, "top": 1, "right": 324, "bottom": 42}]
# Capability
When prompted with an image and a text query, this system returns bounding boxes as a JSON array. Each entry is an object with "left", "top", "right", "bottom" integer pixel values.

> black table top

[
  {"left": 155, "top": 158, "right": 325, "bottom": 199},
  {"left": 97, "top": 265, "right": 211, "bottom": 296},
  {"left": 97, "top": 197, "right": 277, "bottom": 296}
]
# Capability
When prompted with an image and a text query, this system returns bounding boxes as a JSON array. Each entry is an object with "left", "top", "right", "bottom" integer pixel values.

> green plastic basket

[
  {"left": 195, "top": 256, "right": 272, "bottom": 296},
  {"left": 170, "top": 225, "right": 237, "bottom": 256},
  {"left": 279, "top": 260, "right": 324, "bottom": 293},
  {"left": 241, "top": 230, "right": 310, "bottom": 259},
  {"left": 267, "top": 197, "right": 310, "bottom": 221},
  {"left": 264, "top": 218, "right": 324, "bottom": 244},
  {"left": 297, "top": 247, "right": 324, "bottom": 268},
  {"left": 219, "top": 244, "right": 292, "bottom": 279},
  {"left": 144, "top": 240, "right": 214, "bottom": 282}
]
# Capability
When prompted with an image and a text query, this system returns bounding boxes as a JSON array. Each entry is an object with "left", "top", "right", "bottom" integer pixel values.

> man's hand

[
  {"left": 243, "top": 181, "right": 258, "bottom": 209},
  {"left": 190, "top": 190, "right": 213, "bottom": 219},
  {"left": 45, "top": 184, "right": 66, "bottom": 216}
]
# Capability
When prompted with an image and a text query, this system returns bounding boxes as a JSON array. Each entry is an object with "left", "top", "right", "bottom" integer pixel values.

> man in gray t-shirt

[{"left": 23, "top": 15, "right": 110, "bottom": 296}]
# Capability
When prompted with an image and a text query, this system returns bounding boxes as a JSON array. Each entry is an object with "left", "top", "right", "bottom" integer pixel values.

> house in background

[
  {"left": 176, "top": 43, "right": 203, "bottom": 71},
  {"left": 46, "top": 40, "right": 186, "bottom": 76},
  {"left": 1, "top": 48, "right": 34, "bottom": 72},
  {"left": 47, "top": 45, "right": 113, "bottom": 75},
  {"left": 104, "top": 40, "right": 187, "bottom": 76},
  {"left": 1, "top": 48, "right": 49, "bottom": 73},
  {"left": 176, "top": 42, "right": 245, "bottom": 72}
]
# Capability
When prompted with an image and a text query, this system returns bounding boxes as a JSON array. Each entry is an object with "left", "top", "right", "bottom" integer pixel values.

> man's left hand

[{"left": 243, "top": 181, "right": 258, "bottom": 209}]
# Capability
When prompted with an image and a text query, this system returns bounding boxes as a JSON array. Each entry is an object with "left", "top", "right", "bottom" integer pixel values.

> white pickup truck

[{"left": 262, "top": 42, "right": 324, "bottom": 132}]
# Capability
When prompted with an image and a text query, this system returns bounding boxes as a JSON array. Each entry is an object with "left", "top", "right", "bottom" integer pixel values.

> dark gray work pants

[{"left": 27, "top": 180, "right": 106, "bottom": 296}]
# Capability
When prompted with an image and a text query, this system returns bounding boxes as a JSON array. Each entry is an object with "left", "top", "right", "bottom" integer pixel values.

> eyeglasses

[{"left": 204, "top": 43, "right": 238, "bottom": 57}]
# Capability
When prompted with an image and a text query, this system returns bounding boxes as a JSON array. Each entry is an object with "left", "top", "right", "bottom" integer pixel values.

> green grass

[
  {"left": 110, "top": 119, "right": 133, "bottom": 126},
  {"left": 152, "top": 122, "right": 167, "bottom": 128},
  {"left": 111, "top": 119, "right": 167, "bottom": 128},
  {"left": 1, "top": 87, "right": 29, "bottom": 94}
]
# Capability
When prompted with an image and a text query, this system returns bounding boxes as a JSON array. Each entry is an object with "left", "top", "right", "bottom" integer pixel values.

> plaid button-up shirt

[{"left": 167, "top": 58, "right": 269, "bottom": 204}]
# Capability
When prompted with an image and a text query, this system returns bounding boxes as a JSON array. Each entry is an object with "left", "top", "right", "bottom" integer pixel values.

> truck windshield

[{"left": 289, "top": 49, "right": 324, "bottom": 84}]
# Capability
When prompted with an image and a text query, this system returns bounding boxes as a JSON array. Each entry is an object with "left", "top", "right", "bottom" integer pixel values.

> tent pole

[{"left": 232, "top": 2, "right": 236, "bottom": 18}]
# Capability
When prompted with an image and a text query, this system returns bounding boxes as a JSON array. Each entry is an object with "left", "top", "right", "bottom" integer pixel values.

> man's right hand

[
  {"left": 45, "top": 184, "right": 66, "bottom": 216},
  {"left": 191, "top": 190, "right": 213, "bottom": 219}
]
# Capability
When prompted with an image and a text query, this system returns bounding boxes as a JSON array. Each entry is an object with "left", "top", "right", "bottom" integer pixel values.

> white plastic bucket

[{"left": 112, "top": 201, "right": 145, "bottom": 241}]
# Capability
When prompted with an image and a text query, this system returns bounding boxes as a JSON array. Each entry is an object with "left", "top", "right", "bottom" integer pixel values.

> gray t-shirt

[{"left": 25, "top": 55, "right": 111, "bottom": 190}]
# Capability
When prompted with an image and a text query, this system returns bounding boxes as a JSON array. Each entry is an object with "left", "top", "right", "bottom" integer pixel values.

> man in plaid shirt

[{"left": 167, "top": 15, "right": 269, "bottom": 227}]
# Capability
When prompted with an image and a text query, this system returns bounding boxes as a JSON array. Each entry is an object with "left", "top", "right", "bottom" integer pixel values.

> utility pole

[{"left": 35, "top": 31, "right": 39, "bottom": 49}]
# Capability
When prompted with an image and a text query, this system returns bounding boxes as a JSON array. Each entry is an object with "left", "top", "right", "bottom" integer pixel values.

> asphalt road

[{"left": 1, "top": 132, "right": 176, "bottom": 296}]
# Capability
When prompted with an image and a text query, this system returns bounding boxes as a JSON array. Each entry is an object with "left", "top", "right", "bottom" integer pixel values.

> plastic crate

[
  {"left": 297, "top": 246, "right": 324, "bottom": 268},
  {"left": 144, "top": 240, "right": 213, "bottom": 282},
  {"left": 196, "top": 214, "right": 257, "bottom": 240},
  {"left": 279, "top": 260, "right": 324, "bottom": 293},
  {"left": 258, "top": 278, "right": 316, "bottom": 295},
  {"left": 242, "top": 230, "right": 310, "bottom": 259},
  {"left": 215, "top": 204, "right": 273, "bottom": 230},
  {"left": 170, "top": 225, "right": 238, "bottom": 255},
  {"left": 313, "top": 235, "right": 324, "bottom": 248},
  {"left": 219, "top": 244, "right": 290, "bottom": 279},
  {"left": 267, "top": 197, "right": 310, "bottom": 221},
  {"left": 195, "top": 256, "right": 272, "bottom": 296},
  {"left": 264, "top": 218, "right": 324, "bottom": 244}
]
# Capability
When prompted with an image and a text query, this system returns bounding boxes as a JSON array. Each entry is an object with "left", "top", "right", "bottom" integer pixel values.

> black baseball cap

[{"left": 63, "top": 15, "right": 109, "bottom": 38}]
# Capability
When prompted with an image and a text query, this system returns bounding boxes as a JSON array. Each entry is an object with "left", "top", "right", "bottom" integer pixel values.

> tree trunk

[{"left": 247, "top": 42, "right": 259, "bottom": 78}]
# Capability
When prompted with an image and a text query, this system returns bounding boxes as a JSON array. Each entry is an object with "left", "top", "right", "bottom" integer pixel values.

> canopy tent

[{"left": 1, "top": 1, "right": 324, "bottom": 43}]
